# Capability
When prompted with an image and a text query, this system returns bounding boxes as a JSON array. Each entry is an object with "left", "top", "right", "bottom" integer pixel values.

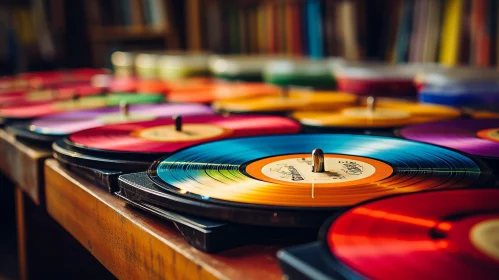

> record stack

[
  {"left": 332, "top": 62, "right": 437, "bottom": 97},
  {"left": 416, "top": 67, "right": 499, "bottom": 113},
  {"left": 3, "top": 57, "right": 499, "bottom": 279}
]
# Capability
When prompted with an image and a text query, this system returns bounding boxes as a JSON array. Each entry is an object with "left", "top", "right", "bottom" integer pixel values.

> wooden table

[
  {"left": 0, "top": 130, "right": 113, "bottom": 280},
  {"left": 44, "top": 159, "right": 284, "bottom": 280},
  {"left": 0, "top": 129, "right": 51, "bottom": 280},
  {"left": 0, "top": 129, "right": 51, "bottom": 205}
]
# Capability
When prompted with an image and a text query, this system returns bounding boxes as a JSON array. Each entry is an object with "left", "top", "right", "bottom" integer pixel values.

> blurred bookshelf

[
  {"left": 1, "top": 0, "right": 499, "bottom": 73},
  {"left": 184, "top": 0, "right": 499, "bottom": 67},
  {"left": 83, "top": 0, "right": 180, "bottom": 67}
]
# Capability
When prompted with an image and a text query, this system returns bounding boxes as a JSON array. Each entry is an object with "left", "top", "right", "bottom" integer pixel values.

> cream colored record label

[
  {"left": 133, "top": 124, "right": 228, "bottom": 142},
  {"left": 97, "top": 113, "right": 156, "bottom": 124},
  {"left": 27, "top": 90, "right": 55, "bottom": 101},
  {"left": 477, "top": 128, "right": 499, "bottom": 142},
  {"left": 54, "top": 98, "right": 107, "bottom": 110},
  {"left": 470, "top": 219, "right": 499, "bottom": 261},
  {"left": 262, "top": 157, "right": 375, "bottom": 184},
  {"left": 246, "top": 154, "right": 393, "bottom": 187},
  {"left": 341, "top": 108, "right": 411, "bottom": 120}
]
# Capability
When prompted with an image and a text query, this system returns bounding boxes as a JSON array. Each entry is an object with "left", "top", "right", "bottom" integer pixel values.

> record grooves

[
  {"left": 117, "top": 172, "right": 316, "bottom": 252},
  {"left": 53, "top": 115, "right": 301, "bottom": 192},
  {"left": 145, "top": 134, "right": 492, "bottom": 228},
  {"left": 279, "top": 189, "right": 499, "bottom": 280}
]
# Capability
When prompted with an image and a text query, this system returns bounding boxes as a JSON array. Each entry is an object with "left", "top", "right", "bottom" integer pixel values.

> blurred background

[{"left": 0, "top": 0, "right": 497, "bottom": 76}]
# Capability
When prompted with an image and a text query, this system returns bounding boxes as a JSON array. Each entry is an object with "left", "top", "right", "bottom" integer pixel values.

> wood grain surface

[
  {"left": 44, "top": 159, "right": 284, "bottom": 280},
  {"left": 0, "top": 130, "right": 51, "bottom": 205}
]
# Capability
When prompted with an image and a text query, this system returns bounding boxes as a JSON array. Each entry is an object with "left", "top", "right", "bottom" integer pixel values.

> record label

[
  {"left": 341, "top": 108, "right": 411, "bottom": 120},
  {"left": 132, "top": 124, "right": 229, "bottom": 142},
  {"left": 246, "top": 154, "right": 392, "bottom": 186},
  {"left": 476, "top": 128, "right": 499, "bottom": 142},
  {"left": 26, "top": 90, "right": 55, "bottom": 101},
  {"left": 470, "top": 218, "right": 499, "bottom": 261},
  {"left": 52, "top": 98, "right": 107, "bottom": 110},
  {"left": 96, "top": 112, "right": 156, "bottom": 124}
]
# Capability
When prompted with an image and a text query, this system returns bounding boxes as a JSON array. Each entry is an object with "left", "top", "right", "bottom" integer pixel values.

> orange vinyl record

[
  {"left": 167, "top": 82, "right": 281, "bottom": 103},
  {"left": 136, "top": 77, "right": 215, "bottom": 94},
  {"left": 212, "top": 90, "right": 358, "bottom": 113}
]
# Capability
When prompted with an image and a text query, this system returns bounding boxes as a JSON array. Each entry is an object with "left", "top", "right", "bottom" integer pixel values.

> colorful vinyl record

[
  {"left": 419, "top": 83, "right": 499, "bottom": 108},
  {"left": 109, "top": 77, "right": 138, "bottom": 92},
  {"left": 467, "top": 110, "right": 499, "bottom": 119},
  {"left": 333, "top": 62, "right": 436, "bottom": 96},
  {"left": 209, "top": 55, "right": 277, "bottom": 82},
  {"left": 263, "top": 58, "right": 341, "bottom": 88},
  {"left": 0, "top": 83, "right": 104, "bottom": 106},
  {"left": 400, "top": 119, "right": 499, "bottom": 159},
  {"left": 29, "top": 103, "right": 214, "bottom": 136},
  {"left": 147, "top": 134, "right": 491, "bottom": 227},
  {"left": 325, "top": 189, "right": 499, "bottom": 280},
  {"left": 292, "top": 99, "right": 460, "bottom": 131},
  {"left": 158, "top": 52, "right": 211, "bottom": 80},
  {"left": 167, "top": 83, "right": 281, "bottom": 103},
  {"left": 17, "top": 68, "right": 108, "bottom": 88},
  {"left": 0, "top": 93, "right": 163, "bottom": 121},
  {"left": 212, "top": 90, "right": 357, "bottom": 113},
  {"left": 68, "top": 115, "right": 301, "bottom": 153},
  {"left": 414, "top": 66, "right": 499, "bottom": 88}
]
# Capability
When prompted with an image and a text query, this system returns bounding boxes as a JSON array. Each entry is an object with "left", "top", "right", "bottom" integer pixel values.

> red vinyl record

[
  {"left": 326, "top": 189, "right": 499, "bottom": 280},
  {"left": 69, "top": 115, "right": 301, "bottom": 153}
]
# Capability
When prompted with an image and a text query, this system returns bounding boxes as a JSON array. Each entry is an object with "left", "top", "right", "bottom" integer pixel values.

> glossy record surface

[
  {"left": 167, "top": 83, "right": 281, "bottom": 103},
  {"left": 400, "top": 119, "right": 499, "bottom": 158},
  {"left": 151, "top": 134, "right": 487, "bottom": 208},
  {"left": 69, "top": 115, "right": 301, "bottom": 153},
  {"left": 327, "top": 189, "right": 499, "bottom": 280},
  {"left": 293, "top": 100, "right": 460, "bottom": 128},
  {"left": 212, "top": 91, "right": 357, "bottom": 113},
  {"left": 30, "top": 103, "right": 214, "bottom": 135},
  {"left": 0, "top": 93, "right": 163, "bottom": 119}
]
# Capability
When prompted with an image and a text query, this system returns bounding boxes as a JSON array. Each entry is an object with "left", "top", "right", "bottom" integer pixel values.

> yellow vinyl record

[
  {"left": 212, "top": 90, "right": 357, "bottom": 113},
  {"left": 293, "top": 98, "right": 461, "bottom": 129},
  {"left": 371, "top": 98, "right": 461, "bottom": 122}
]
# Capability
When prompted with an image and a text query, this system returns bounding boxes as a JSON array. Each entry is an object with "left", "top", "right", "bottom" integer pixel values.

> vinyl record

[
  {"left": 0, "top": 93, "right": 164, "bottom": 121},
  {"left": 419, "top": 83, "right": 499, "bottom": 109},
  {"left": 18, "top": 68, "right": 108, "bottom": 88},
  {"left": 468, "top": 110, "right": 499, "bottom": 119},
  {"left": 167, "top": 82, "right": 281, "bottom": 103},
  {"left": 263, "top": 58, "right": 342, "bottom": 88},
  {"left": 147, "top": 134, "right": 491, "bottom": 227},
  {"left": 212, "top": 90, "right": 357, "bottom": 113},
  {"left": 29, "top": 103, "right": 214, "bottom": 136},
  {"left": 68, "top": 115, "right": 301, "bottom": 153},
  {"left": 0, "top": 83, "right": 103, "bottom": 106},
  {"left": 333, "top": 62, "right": 433, "bottom": 96},
  {"left": 157, "top": 52, "right": 211, "bottom": 80},
  {"left": 325, "top": 189, "right": 499, "bottom": 280},
  {"left": 292, "top": 99, "right": 460, "bottom": 131},
  {"left": 414, "top": 66, "right": 499, "bottom": 88},
  {"left": 400, "top": 119, "right": 499, "bottom": 159},
  {"left": 209, "top": 55, "right": 275, "bottom": 81}
]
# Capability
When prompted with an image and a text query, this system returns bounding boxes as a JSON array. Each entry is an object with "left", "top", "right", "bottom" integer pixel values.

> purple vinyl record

[
  {"left": 400, "top": 119, "right": 499, "bottom": 158},
  {"left": 30, "top": 103, "right": 215, "bottom": 135}
]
